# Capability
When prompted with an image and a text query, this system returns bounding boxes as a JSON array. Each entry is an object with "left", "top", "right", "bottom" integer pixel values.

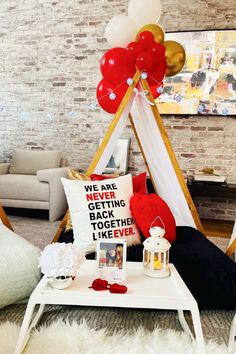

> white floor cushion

[{"left": 0, "top": 221, "right": 41, "bottom": 309}]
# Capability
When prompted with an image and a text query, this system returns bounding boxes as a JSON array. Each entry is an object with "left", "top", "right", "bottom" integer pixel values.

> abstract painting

[{"left": 156, "top": 29, "right": 236, "bottom": 115}]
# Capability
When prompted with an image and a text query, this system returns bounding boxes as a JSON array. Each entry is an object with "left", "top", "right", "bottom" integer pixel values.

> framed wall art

[
  {"left": 99, "top": 138, "right": 130, "bottom": 175},
  {"left": 156, "top": 29, "right": 236, "bottom": 116}
]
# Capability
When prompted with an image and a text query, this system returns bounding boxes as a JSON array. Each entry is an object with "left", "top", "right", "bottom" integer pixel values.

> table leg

[
  {"left": 14, "top": 302, "right": 45, "bottom": 354},
  {"left": 190, "top": 307, "right": 206, "bottom": 354},
  {"left": 177, "top": 310, "right": 194, "bottom": 341},
  {"left": 228, "top": 314, "right": 236, "bottom": 353}
]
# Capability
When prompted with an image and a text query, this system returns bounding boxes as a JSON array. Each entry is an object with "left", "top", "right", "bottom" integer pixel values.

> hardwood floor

[{"left": 202, "top": 218, "right": 234, "bottom": 238}]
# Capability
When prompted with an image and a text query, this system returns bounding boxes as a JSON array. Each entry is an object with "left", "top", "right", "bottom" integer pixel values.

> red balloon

[
  {"left": 150, "top": 42, "right": 166, "bottom": 63},
  {"left": 126, "top": 42, "right": 137, "bottom": 62},
  {"left": 146, "top": 59, "right": 167, "bottom": 86},
  {"left": 96, "top": 79, "right": 128, "bottom": 114},
  {"left": 134, "top": 41, "right": 146, "bottom": 57},
  {"left": 138, "top": 31, "right": 155, "bottom": 50},
  {"left": 150, "top": 82, "right": 164, "bottom": 99},
  {"left": 136, "top": 52, "right": 153, "bottom": 71},
  {"left": 100, "top": 47, "right": 135, "bottom": 85}
]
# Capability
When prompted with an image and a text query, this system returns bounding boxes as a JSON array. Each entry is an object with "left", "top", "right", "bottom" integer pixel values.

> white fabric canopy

[
  {"left": 93, "top": 89, "right": 196, "bottom": 229},
  {"left": 130, "top": 93, "right": 196, "bottom": 228},
  {"left": 93, "top": 93, "right": 135, "bottom": 174}
]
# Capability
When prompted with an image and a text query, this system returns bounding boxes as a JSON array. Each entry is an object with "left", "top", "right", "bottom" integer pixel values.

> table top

[
  {"left": 147, "top": 176, "right": 236, "bottom": 199},
  {"left": 187, "top": 182, "right": 236, "bottom": 199},
  {"left": 32, "top": 260, "right": 198, "bottom": 311}
]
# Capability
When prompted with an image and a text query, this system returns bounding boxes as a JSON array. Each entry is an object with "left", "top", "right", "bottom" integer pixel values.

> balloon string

[
  {"left": 96, "top": 74, "right": 163, "bottom": 104},
  {"left": 147, "top": 74, "right": 163, "bottom": 87},
  {"left": 97, "top": 78, "right": 128, "bottom": 102}
]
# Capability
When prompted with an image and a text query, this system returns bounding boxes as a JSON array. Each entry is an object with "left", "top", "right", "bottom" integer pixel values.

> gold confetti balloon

[
  {"left": 136, "top": 24, "right": 165, "bottom": 44},
  {"left": 164, "top": 40, "right": 186, "bottom": 76}
]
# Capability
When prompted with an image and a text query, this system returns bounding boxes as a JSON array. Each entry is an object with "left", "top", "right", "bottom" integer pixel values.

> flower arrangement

[{"left": 39, "top": 242, "right": 85, "bottom": 279}]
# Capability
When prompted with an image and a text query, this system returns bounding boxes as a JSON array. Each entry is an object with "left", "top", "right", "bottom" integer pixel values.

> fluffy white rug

[{"left": 0, "top": 320, "right": 228, "bottom": 354}]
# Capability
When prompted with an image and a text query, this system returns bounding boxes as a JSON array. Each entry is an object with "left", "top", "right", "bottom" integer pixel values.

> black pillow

[
  {"left": 57, "top": 226, "right": 236, "bottom": 309},
  {"left": 170, "top": 226, "right": 236, "bottom": 310},
  {"left": 58, "top": 228, "right": 74, "bottom": 244},
  {"left": 58, "top": 228, "right": 144, "bottom": 261}
]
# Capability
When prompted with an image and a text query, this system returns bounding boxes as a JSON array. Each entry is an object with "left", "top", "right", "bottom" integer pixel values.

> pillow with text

[{"left": 61, "top": 174, "right": 140, "bottom": 254}]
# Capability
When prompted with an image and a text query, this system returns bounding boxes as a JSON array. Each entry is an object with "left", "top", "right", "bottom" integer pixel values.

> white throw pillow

[
  {"left": 61, "top": 174, "right": 141, "bottom": 254},
  {"left": 0, "top": 221, "right": 41, "bottom": 309}
]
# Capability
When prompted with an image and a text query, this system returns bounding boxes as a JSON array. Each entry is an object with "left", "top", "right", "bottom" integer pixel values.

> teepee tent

[
  {"left": 87, "top": 72, "right": 203, "bottom": 232},
  {"left": 0, "top": 206, "right": 13, "bottom": 230},
  {"left": 226, "top": 221, "right": 236, "bottom": 259},
  {"left": 53, "top": 70, "right": 204, "bottom": 242}
]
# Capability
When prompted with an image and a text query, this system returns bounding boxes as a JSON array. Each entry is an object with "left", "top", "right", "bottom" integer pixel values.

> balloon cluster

[
  {"left": 96, "top": 26, "right": 167, "bottom": 114},
  {"left": 96, "top": 0, "right": 186, "bottom": 114},
  {"left": 105, "top": 0, "right": 162, "bottom": 48}
]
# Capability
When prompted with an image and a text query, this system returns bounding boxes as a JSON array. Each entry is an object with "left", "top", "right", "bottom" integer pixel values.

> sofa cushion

[
  {"left": 0, "top": 174, "right": 49, "bottom": 201},
  {"left": 9, "top": 149, "right": 62, "bottom": 175},
  {"left": 0, "top": 220, "right": 41, "bottom": 309}
]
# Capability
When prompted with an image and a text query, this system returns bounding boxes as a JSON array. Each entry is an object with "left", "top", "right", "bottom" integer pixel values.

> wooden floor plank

[{"left": 201, "top": 218, "right": 234, "bottom": 238}]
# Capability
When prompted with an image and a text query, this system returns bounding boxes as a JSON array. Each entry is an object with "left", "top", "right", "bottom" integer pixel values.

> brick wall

[{"left": 0, "top": 0, "right": 235, "bottom": 221}]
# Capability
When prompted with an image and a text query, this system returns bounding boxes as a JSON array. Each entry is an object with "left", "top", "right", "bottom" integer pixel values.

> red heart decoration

[
  {"left": 130, "top": 193, "right": 176, "bottom": 244},
  {"left": 109, "top": 283, "right": 127, "bottom": 294},
  {"left": 89, "top": 279, "right": 108, "bottom": 291}
]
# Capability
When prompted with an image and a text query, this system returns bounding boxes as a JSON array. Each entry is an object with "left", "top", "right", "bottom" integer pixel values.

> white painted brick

[{"left": 0, "top": 0, "right": 235, "bottom": 220}]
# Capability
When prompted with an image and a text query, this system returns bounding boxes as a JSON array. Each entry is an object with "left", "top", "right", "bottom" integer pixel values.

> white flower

[{"left": 39, "top": 243, "right": 86, "bottom": 278}]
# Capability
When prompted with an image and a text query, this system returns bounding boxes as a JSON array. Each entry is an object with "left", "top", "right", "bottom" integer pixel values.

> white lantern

[{"left": 143, "top": 223, "right": 171, "bottom": 278}]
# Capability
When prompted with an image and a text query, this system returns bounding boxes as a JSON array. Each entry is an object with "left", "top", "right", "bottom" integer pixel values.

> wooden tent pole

[
  {"left": 86, "top": 70, "right": 141, "bottom": 176},
  {"left": 52, "top": 210, "right": 69, "bottom": 242},
  {"left": 0, "top": 206, "right": 13, "bottom": 231},
  {"left": 226, "top": 239, "right": 236, "bottom": 257},
  {"left": 141, "top": 78, "right": 204, "bottom": 234},
  {"left": 53, "top": 70, "right": 140, "bottom": 242}
]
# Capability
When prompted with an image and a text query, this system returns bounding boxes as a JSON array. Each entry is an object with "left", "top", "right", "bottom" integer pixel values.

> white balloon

[
  {"left": 128, "top": 0, "right": 162, "bottom": 29},
  {"left": 105, "top": 15, "right": 137, "bottom": 48}
]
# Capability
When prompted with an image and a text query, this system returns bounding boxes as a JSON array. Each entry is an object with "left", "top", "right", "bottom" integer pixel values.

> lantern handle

[{"left": 150, "top": 216, "right": 165, "bottom": 231}]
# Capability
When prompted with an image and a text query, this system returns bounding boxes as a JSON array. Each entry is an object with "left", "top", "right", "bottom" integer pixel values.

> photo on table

[{"left": 96, "top": 239, "right": 127, "bottom": 283}]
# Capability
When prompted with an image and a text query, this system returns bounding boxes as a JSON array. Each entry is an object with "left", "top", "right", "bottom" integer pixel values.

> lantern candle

[
  {"left": 143, "top": 220, "right": 171, "bottom": 278},
  {"left": 154, "top": 254, "right": 162, "bottom": 270}
]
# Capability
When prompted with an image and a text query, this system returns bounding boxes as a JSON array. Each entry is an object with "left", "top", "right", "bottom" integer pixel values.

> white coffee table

[{"left": 14, "top": 260, "right": 205, "bottom": 354}]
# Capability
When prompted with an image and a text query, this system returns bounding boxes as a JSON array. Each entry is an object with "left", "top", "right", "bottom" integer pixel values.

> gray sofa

[{"left": 0, "top": 149, "right": 68, "bottom": 222}]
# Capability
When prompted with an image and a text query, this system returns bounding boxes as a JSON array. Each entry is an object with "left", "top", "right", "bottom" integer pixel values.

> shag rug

[{"left": 0, "top": 320, "right": 228, "bottom": 354}]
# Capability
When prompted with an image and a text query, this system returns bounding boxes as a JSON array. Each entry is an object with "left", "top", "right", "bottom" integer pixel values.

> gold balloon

[
  {"left": 164, "top": 40, "right": 186, "bottom": 77},
  {"left": 136, "top": 24, "right": 165, "bottom": 44}
]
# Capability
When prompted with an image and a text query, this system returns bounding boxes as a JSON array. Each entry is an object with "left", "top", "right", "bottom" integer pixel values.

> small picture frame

[
  {"left": 99, "top": 138, "right": 130, "bottom": 175},
  {"left": 96, "top": 239, "right": 127, "bottom": 284}
]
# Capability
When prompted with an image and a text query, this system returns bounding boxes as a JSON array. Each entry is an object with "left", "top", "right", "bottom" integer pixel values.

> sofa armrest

[
  {"left": 0, "top": 163, "right": 11, "bottom": 175},
  {"left": 37, "top": 167, "right": 68, "bottom": 182},
  {"left": 37, "top": 167, "right": 69, "bottom": 222}
]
